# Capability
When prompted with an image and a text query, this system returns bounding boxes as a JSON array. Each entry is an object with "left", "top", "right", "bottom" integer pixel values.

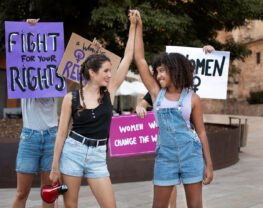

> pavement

[{"left": 1, "top": 114, "right": 263, "bottom": 208}]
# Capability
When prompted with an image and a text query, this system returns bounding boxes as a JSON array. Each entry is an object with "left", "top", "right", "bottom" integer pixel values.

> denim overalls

[{"left": 153, "top": 88, "right": 205, "bottom": 186}]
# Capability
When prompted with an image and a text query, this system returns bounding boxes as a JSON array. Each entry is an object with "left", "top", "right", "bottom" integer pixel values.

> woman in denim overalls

[{"left": 134, "top": 11, "right": 213, "bottom": 208}]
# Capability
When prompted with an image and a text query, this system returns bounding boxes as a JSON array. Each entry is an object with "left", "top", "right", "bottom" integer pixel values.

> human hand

[
  {"left": 49, "top": 169, "right": 62, "bottom": 186},
  {"left": 92, "top": 38, "right": 102, "bottom": 53},
  {"left": 26, "top": 18, "right": 40, "bottom": 26},
  {"left": 203, "top": 45, "right": 215, "bottom": 54},
  {"left": 203, "top": 166, "right": 213, "bottom": 185},
  {"left": 128, "top": 10, "right": 137, "bottom": 24},
  {"left": 131, "top": 10, "right": 142, "bottom": 25},
  {"left": 136, "top": 105, "right": 147, "bottom": 118}
]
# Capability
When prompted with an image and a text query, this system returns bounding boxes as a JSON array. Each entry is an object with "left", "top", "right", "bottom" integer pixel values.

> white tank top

[{"left": 21, "top": 98, "right": 58, "bottom": 130}]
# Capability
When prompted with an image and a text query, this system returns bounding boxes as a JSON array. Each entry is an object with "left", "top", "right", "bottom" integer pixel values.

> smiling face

[
  {"left": 92, "top": 61, "right": 112, "bottom": 87},
  {"left": 156, "top": 64, "right": 173, "bottom": 88},
  {"left": 153, "top": 52, "right": 195, "bottom": 90}
]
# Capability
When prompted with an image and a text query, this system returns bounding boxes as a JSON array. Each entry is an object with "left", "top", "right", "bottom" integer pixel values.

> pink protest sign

[{"left": 108, "top": 112, "right": 158, "bottom": 157}]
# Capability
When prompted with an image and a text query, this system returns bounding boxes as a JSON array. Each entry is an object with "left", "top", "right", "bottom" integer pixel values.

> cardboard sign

[
  {"left": 5, "top": 21, "right": 66, "bottom": 99},
  {"left": 57, "top": 33, "right": 121, "bottom": 82},
  {"left": 166, "top": 46, "right": 230, "bottom": 99},
  {"left": 108, "top": 112, "right": 158, "bottom": 157}
]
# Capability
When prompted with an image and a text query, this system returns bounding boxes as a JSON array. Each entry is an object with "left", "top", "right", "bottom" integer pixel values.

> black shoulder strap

[{"left": 71, "top": 90, "right": 80, "bottom": 113}]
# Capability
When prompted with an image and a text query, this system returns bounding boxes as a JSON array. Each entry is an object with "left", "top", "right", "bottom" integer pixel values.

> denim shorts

[
  {"left": 59, "top": 136, "right": 109, "bottom": 178},
  {"left": 16, "top": 127, "right": 57, "bottom": 174},
  {"left": 153, "top": 139, "right": 205, "bottom": 186}
]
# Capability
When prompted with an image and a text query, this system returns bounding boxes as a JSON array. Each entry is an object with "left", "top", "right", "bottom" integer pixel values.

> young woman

[
  {"left": 134, "top": 11, "right": 213, "bottom": 208},
  {"left": 136, "top": 92, "right": 177, "bottom": 208},
  {"left": 49, "top": 11, "right": 137, "bottom": 208},
  {"left": 12, "top": 19, "right": 57, "bottom": 208}
]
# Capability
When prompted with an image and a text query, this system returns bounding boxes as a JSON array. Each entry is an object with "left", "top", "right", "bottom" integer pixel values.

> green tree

[{"left": 1, "top": 0, "right": 263, "bottom": 68}]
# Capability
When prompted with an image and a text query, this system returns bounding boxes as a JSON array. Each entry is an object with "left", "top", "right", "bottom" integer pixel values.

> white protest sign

[{"left": 166, "top": 46, "right": 230, "bottom": 99}]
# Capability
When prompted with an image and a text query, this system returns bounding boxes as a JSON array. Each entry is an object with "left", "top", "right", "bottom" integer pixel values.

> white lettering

[
  {"left": 139, "top": 135, "right": 149, "bottom": 143},
  {"left": 148, "top": 121, "right": 157, "bottom": 129},
  {"left": 114, "top": 137, "right": 137, "bottom": 147},
  {"left": 119, "top": 123, "right": 144, "bottom": 133},
  {"left": 151, "top": 134, "right": 158, "bottom": 142}
]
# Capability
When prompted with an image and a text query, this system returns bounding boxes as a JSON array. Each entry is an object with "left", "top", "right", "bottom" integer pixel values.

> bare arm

[
  {"left": 136, "top": 98, "right": 150, "bottom": 118},
  {"left": 50, "top": 93, "right": 72, "bottom": 184},
  {"left": 108, "top": 12, "right": 137, "bottom": 102},
  {"left": 191, "top": 93, "right": 213, "bottom": 185},
  {"left": 134, "top": 12, "right": 160, "bottom": 103}
]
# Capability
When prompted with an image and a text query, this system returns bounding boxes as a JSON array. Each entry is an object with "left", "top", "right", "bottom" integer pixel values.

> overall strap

[
  {"left": 178, "top": 88, "right": 187, "bottom": 108},
  {"left": 156, "top": 88, "right": 166, "bottom": 107}
]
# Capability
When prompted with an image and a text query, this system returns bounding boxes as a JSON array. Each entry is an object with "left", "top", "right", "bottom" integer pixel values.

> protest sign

[
  {"left": 57, "top": 33, "right": 121, "bottom": 82},
  {"left": 108, "top": 112, "right": 158, "bottom": 157},
  {"left": 166, "top": 46, "right": 230, "bottom": 99},
  {"left": 5, "top": 21, "right": 66, "bottom": 99}
]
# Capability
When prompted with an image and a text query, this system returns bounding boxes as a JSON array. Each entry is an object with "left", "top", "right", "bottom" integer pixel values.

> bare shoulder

[
  {"left": 62, "top": 92, "right": 73, "bottom": 106},
  {"left": 191, "top": 92, "right": 201, "bottom": 107}
]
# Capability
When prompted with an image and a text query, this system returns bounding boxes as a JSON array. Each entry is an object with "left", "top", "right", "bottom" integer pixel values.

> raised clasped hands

[{"left": 26, "top": 18, "right": 40, "bottom": 26}]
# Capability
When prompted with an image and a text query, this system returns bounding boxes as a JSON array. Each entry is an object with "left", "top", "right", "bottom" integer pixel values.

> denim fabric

[
  {"left": 153, "top": 88, "right": 205, "bottom": 186},
  {"left": 16, "top": 127, "right": 57, "bottom": 174},
  {"left": 59, "top": 137, "right": 109, "bottom": 178}
]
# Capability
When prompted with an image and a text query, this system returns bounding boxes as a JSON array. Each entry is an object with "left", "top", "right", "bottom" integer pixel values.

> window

[{"left": 256, "top": 52, "right": 261, "bottom": 64}]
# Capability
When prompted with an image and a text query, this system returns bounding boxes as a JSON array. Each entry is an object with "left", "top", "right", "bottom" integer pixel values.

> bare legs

[
  {"left": 61, "top": 175, "right": 116, "bottom": 208},
  {"left": 153, "top": 182, "right": 202, "bottom": 208},
  {"left": 88, "top": 177, "right": 116, "bottom": 208},
  {"left": 12, "top": 171, "right": 54, "bottom": 208}
]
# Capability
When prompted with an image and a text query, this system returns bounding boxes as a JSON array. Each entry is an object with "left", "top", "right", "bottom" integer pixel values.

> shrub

[{"left": 247, "top": 91, "right": 263, "bottom": 104}]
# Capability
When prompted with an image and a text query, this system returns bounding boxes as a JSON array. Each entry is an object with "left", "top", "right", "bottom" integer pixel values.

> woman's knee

[{"left": 15, "top": 190, "right": 30, "bottom": 201}]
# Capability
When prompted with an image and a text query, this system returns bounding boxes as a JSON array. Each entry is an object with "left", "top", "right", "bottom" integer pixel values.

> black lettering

[
  {"left": 205, "top": 59, "right": 213, "bottom": 76},
  {"left": 213, "top": 56, "right": 225, "bottom": 76},
  {"left": 27, "top": 67, "right": 38, "bottom": 90},
  {"left": 189, "top": 59, "right": 195, "bottom": 68},
  {"left": 48, "top": 65, "right": 66, "bottom": 91},
  {"left": 27, "top": 32, "right": 36, "bottom": 52},
  {"left": 193, "top": 75, "right": 201, "bottom": 93},
  {"left": 51, "top": 55, "right": 56, "bottom": 62},
  {"left": 48, "top": 65, "right": 54, "bottom": 86},
  {"left": 10, "top": 66, "right": 25, "bottom": 91},
  {"left": 22, "top": 65, "right": 27, "bottom": 87},
  {"left": 37, "top": 67, "right": 49, "bottom": 90},
  {"left": 48, "top": 33, "right": 59, "bottom": 51},
  {"left": 8, "top": 32, "right": 19, "bottom": 52},
  {"left": 195, "top": 59, "right": 205, "bottom": 75},
  {"left": 83, "top": 43, "right": 95, "bottom": 53},
  {"left": 37, "top": 34, "right": 47, "bottom": 52},
  {"left": 21, "top": 33, "right": 26, "bottom": 52}
]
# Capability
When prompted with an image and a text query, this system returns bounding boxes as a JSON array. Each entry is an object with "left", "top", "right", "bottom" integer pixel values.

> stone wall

[{"left": 201, "top": 99, "right": 263, "bottom": 116}]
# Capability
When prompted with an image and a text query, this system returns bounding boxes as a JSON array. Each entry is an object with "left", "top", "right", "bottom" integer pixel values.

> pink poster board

[{"left": 108, "top": 112, "right": 158, "bottom": 157}]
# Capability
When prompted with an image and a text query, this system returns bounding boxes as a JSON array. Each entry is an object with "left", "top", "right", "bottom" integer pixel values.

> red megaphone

[{"left": 40, "top": 181, "right": 68, "bottom": 203}]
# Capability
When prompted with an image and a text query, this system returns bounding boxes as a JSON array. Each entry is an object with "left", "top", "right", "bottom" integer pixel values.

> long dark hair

[
  {"left": 79, "top": 54, "right": 111, "bottom": 112},
  {"left": 152, "top": 52, "right": 194, "bottom": 89}
]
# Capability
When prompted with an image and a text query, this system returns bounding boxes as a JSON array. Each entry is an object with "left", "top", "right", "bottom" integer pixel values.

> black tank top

[{"left": 71, "top": 90, "right": 113, "bottom": 139}]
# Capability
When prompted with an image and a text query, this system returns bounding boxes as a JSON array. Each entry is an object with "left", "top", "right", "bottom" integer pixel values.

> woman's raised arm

[
  {"left": 108, "top": 11, "right": 137, "bottom": 101},
  {"left": 134, "top": 11, "right": 160, "bottom": 102}
]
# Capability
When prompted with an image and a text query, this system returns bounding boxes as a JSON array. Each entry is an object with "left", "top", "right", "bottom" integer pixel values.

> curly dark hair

[
  {"left": 152, "top": 52, "right": 195, "bottom": 89},
  {"left": 79, "top": 54, "right": 111, "bottom": 112}
]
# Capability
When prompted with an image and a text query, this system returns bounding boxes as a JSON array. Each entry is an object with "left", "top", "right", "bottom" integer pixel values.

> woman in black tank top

[{"left": 50, "top": 11, "right": 137, "bottom": 208}]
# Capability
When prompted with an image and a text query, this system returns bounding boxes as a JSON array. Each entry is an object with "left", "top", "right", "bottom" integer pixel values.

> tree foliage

[{"left": 1, "top": 0, "right": 263, "bottom": 70}]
